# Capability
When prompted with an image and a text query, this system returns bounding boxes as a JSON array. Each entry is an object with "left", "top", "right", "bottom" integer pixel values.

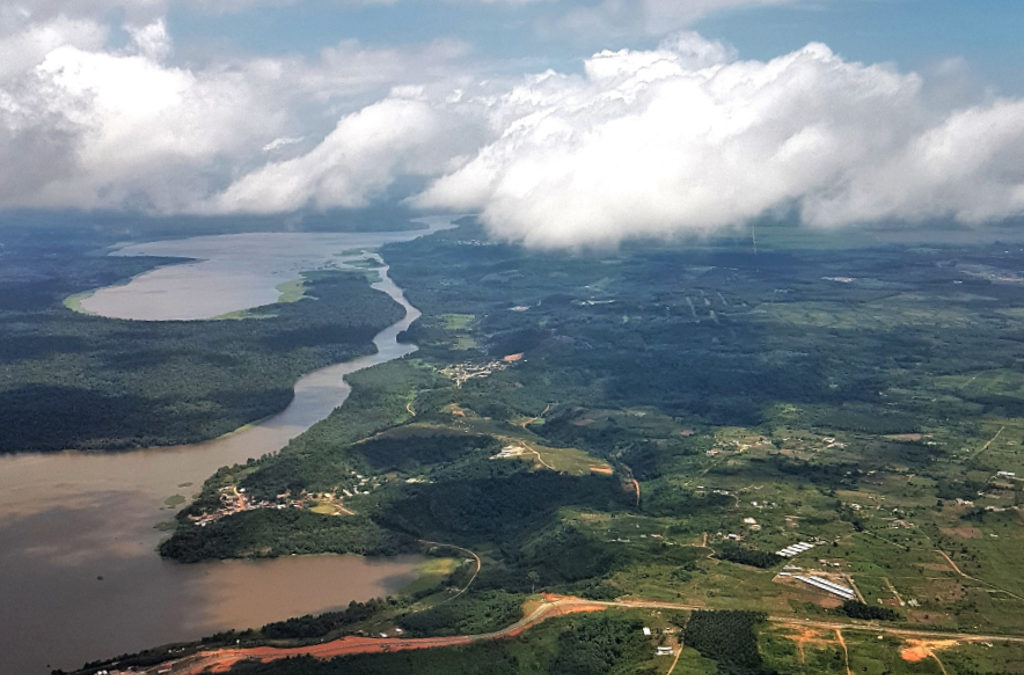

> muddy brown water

[{"left": 0, "top": 224, "right": 450, "bottom": 674}]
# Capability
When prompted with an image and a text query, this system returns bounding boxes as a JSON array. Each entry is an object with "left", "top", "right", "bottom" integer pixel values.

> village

[
  {"left": 188, "top": 472, "right": 385, "bottom": 527},
  {"left": 440, "top": 352, "right": 523, "bottom": 388}
]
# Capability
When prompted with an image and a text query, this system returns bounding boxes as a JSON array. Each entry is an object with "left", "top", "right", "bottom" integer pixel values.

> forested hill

[{"left": 0, "top": 227, "right": 404, "bottom": 452}]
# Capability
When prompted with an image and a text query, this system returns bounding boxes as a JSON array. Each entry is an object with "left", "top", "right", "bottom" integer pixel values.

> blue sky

[
  {"left": 160, "top": 1, "right": 1023, "bottom": 91},
  {"left": 698, "top": 1, "right": 1024, "bottom": 93},
  {"left": 1, "top": 0, "right": 1023, "bottom": 246}
]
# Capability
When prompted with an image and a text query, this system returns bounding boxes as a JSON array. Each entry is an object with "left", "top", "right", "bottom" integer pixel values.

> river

[
  {"left": 77, "top": 227, "right": 449, "bottom": 321},
  {"left": 0, "top": 221, "right": 449, "bottom": 674}
]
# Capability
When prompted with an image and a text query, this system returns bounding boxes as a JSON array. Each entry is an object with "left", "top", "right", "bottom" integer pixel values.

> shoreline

[{"left": 0, "top": 225, "right": 447, "bottom": 674}]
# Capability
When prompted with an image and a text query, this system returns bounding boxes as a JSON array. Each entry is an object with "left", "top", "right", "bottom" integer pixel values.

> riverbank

[{"left": 0, "top": 227, "right": 445, "bottom": 674}]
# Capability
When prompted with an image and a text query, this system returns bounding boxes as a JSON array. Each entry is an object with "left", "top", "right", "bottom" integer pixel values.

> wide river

[{"left": 0, "top": 221, "right": 450, "bottom": 674}]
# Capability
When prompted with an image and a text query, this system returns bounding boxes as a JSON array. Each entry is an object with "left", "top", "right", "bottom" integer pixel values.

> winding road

[
  {"left": 139, "top": 593, "right": 1024, "bottom": 674},
  {"left": 151, "top": 595, "right": 608, "bottom": 674},
  {"left": 417, "top": 540, "right": 482, "bottom": 605}
]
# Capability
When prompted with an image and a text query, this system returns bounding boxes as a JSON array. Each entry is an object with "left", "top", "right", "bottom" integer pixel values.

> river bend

[{"left": 0, "top": 226, "right": 442, "bottom": 674}]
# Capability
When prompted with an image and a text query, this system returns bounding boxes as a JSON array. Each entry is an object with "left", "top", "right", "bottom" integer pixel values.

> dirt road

[
  {"left": 417, "top": 540, "right": 481, "bottom": 604},
  {"left": 935, "top": 549, "right": 968, "bottom": 577},
  {"left": 934, "top": 548, "right": 1024, "bottom": 601},
  {"left": 140, "top": 595, "right": 1024, "bottom": 674},
  {"left": 161, "top": 595, "right": 606, "bottom": 674}
]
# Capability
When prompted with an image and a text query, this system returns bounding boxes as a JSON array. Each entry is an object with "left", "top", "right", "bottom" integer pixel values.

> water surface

[
  {"left": 79, "top": 225, "right": 444, "bottom": 321},
  {"left": 0, "top": 222, "right": 449, "bottom": 673}
]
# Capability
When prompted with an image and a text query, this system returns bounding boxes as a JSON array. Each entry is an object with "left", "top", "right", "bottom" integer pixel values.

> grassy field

[
  {"left": 61, "top": 290, "right": 93, "bottom": 312},
  {"left": 443, "top": 313, "right": 476, "bottom": 330},
  {"left": 400, "top": 557, "right": 462, "bottom": 597},
  {"left": 275, "top": 278, "right": 307, "bottom": 303}
]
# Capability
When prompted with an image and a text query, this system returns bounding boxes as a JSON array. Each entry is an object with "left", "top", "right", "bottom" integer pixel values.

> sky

[{"left": 1, "top": 0, "right": 1023, "bottom": 247}]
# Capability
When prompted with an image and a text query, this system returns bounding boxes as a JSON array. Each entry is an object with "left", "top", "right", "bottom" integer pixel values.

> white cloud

[
  {"left": 415, "top": 34, "right": 1024, "bottom": 248},
  {"left": 207, "top": 96, "right": 482, "bottom": 213},
  {"left": 262, "top": 136, "right": 305, "bottom": 152},
  {"left": 802, "top": 99, "right": 1024, "bottom": 227},
  {"left": 0, "top": 16, "right": 108, "bottom": 82},
  {"left": 301, "top": 38, "right": 474, "bottom": 106},
  {"left": 0, "top": 44, "right": 285, "bottom": 211},
  {"left": 1, "top": 1, "right": 166, "bottom": 36},
  {"left": 126, "top": 18, "right": 172, "bottom": 61},
  {"left": 2, "top": 2, "right": 1023, "bottom": 246},
  {"left": 0, "top": 9, "right": 477, "bottom": 212}
]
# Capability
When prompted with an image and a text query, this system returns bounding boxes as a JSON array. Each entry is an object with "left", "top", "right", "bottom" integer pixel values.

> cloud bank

[
  {"left": 2, "top": 4, "right": 1024, "bottom": 248},
  {"left": 413, "top": 34, "right": 1024, "bottom": 247},
  {"left": 0, "top": 11, "right": 473, "bottom": 212},
  {"left": 209, "top": 95, "right": 484, "bottom": 213}
]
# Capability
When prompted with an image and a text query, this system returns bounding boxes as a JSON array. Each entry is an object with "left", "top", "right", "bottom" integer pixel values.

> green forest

[
  {"left": 224, "top": 613, "right": 654, "bottom": 675},
  {"left": 0, "top": 226, "right": 403, "bottom": 451},
  {"left": 63, "top": 220, "right": 1024, "bottom": 673}
]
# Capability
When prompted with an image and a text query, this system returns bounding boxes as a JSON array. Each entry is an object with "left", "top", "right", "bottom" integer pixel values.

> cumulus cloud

[
  {"left": 0, "top": 42, "right": 285, "bottom": 211},
  {"left": 414, "top": 33, "right": 1024, "bottom": 248},
  {"left": 0, "top": 16, "right": 108, "bottom": 82},
  {"left": 803, "top": 99, "right": 1024, "bottom": 227},
  {"left": 0, "top": 8, "right": 476, "bottom": 211},
  {"left": 2, "top": 2, "right": 1024, "bottom": 247},
  {"left": 126, "top": 18, "right": 172, "bottom": 61},
  {"left": 208, "top": 94, "right": 484, "bottom": 213}
]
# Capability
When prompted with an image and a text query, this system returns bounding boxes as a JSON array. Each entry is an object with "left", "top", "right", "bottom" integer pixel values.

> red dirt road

[
  {"left": 138, "top": 593, "right": 1024, "bottom": 674},
  {"left": 164, "top": 595, "right": 607, "bottom": 674}
]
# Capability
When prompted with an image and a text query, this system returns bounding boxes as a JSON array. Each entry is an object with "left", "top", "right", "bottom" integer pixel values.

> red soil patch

[
  {"left": 900, "top": 639, "right": 958, "bottom": 662},
  {"left": 900, "top": 645, "right": 930, "bottom": 662}
]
